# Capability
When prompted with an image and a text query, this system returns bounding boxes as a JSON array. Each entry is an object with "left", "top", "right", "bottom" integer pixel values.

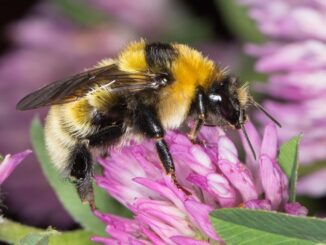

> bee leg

[
  {"left": 99, "top": 148, "right": 109, "bottom": 158},
  {"left": 136, "top": 105, "right": 191, "bottom": 195},
  {"left": 188, "top": 87, "right": 207, "bottom": 144},
  {"left": 155, "top": 139, "right": 191, "bottom": 195},
  {"left": 87, "top": 125, "right": 125, "bottom": 161},
  {"left": 87, "top": 124, "right": 125, "bottom": 147},
  {"left": 188, "top": 119, "right": 204, "bottom": 144},
  {"left": 70, "top": 144, "right": 95, "bottom": 210}
]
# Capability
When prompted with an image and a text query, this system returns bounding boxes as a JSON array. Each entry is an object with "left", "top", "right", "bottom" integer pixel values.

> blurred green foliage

[
  {"left": 215, "top": 0, "right": 265, "bottom": 43},
  {"left": 0, "top": 219, "right": 94, "bottom": 245},
  {"left": 51, "top": 0, "right": 108, "bottom": 26}
]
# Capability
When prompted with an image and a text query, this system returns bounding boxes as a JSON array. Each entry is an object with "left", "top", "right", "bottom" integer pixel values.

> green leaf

[
  {"left": 0, "top": 218, "right": 42, "bottom": 244},
  {"left": 30, "top": 118, "right": 108, "bottom": 236},
  {"left": 215, "top": 0, "right": 265, "bottom": 43},
  {"left": 210, "top": 208, "right": 326, "bottom": 245},
  {"left": 278, "top": 135, "right": 302, "bottom": 202},
  {"left": 49, "top": 230, "right": 94, "bottom": 245},
  {"left": 18, "top": 230, "right": 59, "bottom": 245},
  {"left": 0, "top": 218, "right": 94, "bottom": 245}
]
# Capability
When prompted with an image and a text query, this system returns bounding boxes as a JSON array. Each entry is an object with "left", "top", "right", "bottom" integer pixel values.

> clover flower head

[
  {"left": 238, "top": 0, "right": 326, "bottom": 197},
  {"left": 92, "top": 123, "right": 307, "bottom": 244}
]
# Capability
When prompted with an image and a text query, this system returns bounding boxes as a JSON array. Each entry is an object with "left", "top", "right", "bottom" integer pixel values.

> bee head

[
  {"left": 206, "top": 74, "right": 256, "bottom": 158},
  {"left": 207, "top": 75, "right": 247, "bottom": 129},
  {"left": 206, "top": 74, "right": 280, "bottom": 160}
]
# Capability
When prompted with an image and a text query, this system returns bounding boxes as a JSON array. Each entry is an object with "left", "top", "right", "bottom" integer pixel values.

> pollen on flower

[{"left": 93, "top": 123, "right": 307, "bottom": 244}]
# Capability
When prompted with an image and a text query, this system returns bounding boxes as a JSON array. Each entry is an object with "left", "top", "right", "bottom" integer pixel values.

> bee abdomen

[
  {"left": 60, "top": 100, "right": 99, "bottom": 138},
  {"left": 44, "top": 106, "right": 78, "bottom": 173}
]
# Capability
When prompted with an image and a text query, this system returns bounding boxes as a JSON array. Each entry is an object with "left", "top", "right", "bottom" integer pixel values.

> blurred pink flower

[
  {"left": 0, "top": 150, "right": 31, "bottom": 185},
  {"left": 0, "top": 2, "right": 136, "bottom": 159},
  {"left": 90, "top": 0, "right": 172, "bottom": 34},
  {"left": 238, "top": 1, "right": 326, "bottom": 196},
  {"left": 92, "top": 124, "right": 307, "bottom": 244},
  {"left": 0, "top": 2, "right": 136, "bottom": 229},
  {"left": 297, "top": 169, "right": 326, "bottom": 198}
]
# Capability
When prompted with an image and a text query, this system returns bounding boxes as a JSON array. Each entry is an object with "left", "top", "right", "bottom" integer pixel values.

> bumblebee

[{"left": 17, "top": 40, "right": 280, "bottom": 208}]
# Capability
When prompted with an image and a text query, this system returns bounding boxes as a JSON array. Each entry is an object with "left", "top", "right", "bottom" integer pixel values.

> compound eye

[
  {"left": 208, "top": 94, "right": 222, "bottom": 102},
  {"left": 209, "top": 92, "right": 239, "bottom": 124},
  {"left": 220, "top": 100, "right": 235, "bottom": 120}
]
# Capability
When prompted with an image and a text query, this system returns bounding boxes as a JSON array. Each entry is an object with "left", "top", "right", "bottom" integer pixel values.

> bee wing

[{"left": 16, "top": 64, "right": 161, "bottom": 110}]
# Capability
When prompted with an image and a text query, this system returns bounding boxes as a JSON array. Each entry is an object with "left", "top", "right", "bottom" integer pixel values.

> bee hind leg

[
  {"left": 87, "top": 124, "right": 125, "bottom": 147},
  {"left": 87, "top": 124, "right": 125, "bottom": 158},
  {"left": 69, "top": 144, "right": 95, "bottom": 210},
  {"left": 70, "top": 124, "right": 125, "bottom": 209}
]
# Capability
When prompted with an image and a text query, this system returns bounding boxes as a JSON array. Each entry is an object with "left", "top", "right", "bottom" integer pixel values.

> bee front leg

[
  {"left": 188, "top": 87, "right": 207, "bottom": 144},
  {"left": 69, "top": 144, "right": 95, "bottom": 210},
  {"left": 155, "top": 139, "right": 191, "bottom": 195},
  {"left": 136, "top": 105, "right": 191, "bottom": 195},
  {"left": 188, "top": 119, "right": 204, "bottom": 144}
]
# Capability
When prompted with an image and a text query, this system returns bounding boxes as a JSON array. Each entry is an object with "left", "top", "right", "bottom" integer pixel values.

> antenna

[
  {"left": 250, "top": 98, "right": 282, "bottom": 128},
  {"left": 241, "top": 124, "right": 257, "bottom": 160}
]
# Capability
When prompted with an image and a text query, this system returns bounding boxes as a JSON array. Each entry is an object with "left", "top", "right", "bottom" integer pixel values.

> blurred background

[{"left": 0, "top": 0, "right": 325, "bottom": 231}]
